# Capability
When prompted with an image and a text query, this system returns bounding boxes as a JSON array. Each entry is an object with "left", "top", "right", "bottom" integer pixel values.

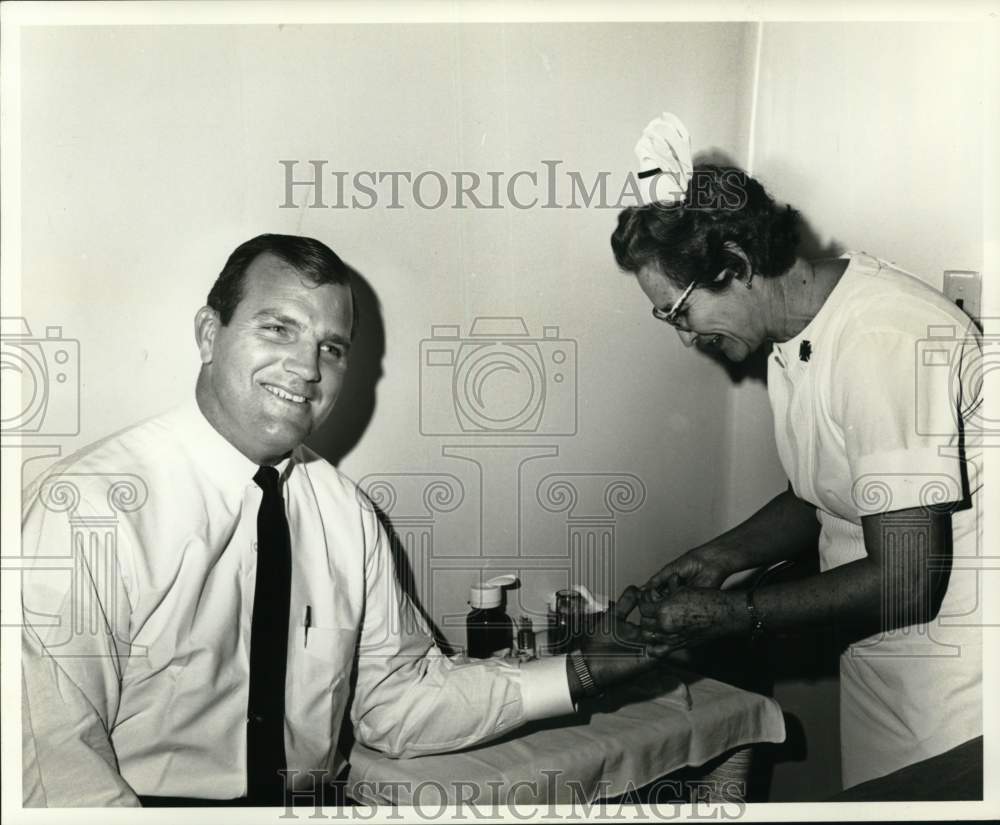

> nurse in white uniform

[{"left": 612, "top": 116, "right": 982, "bottom": 790}]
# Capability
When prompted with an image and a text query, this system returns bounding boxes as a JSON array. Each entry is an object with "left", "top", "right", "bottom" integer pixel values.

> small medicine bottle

[
  {"left": 516, "top": 616, "right": 537, "bottom": 659},
  {"left": 466, "top": 575, "right": 516, "bottom": 659}
]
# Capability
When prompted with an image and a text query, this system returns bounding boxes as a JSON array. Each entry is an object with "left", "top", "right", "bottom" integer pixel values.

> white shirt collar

[{"left": 166, "top": 396, "right": 296, "bottom": 493}]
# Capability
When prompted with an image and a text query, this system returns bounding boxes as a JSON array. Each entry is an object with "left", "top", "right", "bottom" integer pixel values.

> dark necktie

[{"left": 247, "top": 466, "right": 292, "bottom": 805}]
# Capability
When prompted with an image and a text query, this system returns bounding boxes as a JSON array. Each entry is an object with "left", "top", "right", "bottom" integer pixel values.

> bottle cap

[{"left": 469, "top": 574, "right": 517, "bottom": 609}]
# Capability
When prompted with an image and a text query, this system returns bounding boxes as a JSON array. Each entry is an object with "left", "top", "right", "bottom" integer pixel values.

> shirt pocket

[
  {"left": 288, "top": 626, "right": 357, "bottom": 718},
  {"left": 300, "top": 625, "right": 357, "bottom": 673}
]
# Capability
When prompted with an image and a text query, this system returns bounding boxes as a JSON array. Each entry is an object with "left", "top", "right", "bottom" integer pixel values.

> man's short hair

[{"left": 207, "top": 234, "right": 355, "bottom": 328}]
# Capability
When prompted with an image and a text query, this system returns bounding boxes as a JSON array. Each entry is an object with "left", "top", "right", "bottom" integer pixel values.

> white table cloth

[{"left": 346, "top": 666, "right": 786, "bottom": 804}]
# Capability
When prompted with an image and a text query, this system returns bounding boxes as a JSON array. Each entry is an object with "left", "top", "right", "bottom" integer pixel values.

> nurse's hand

[
  {"left": 644, "top": 545, "right": 731, "bottom": 593},
  {"left": 637, "top": 585, "right": 747, "bottom": 649},
  {"left": 575, "top": 586, "right": 674, "bottom": 695}
]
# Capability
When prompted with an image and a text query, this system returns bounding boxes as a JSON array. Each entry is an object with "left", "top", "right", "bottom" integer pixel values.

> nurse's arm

[
  {"left": 859, "top": 505, "right": 954, "bottom": 627},
  {"left": 725, "top": 505, "right": 954, "bottom": 637}
]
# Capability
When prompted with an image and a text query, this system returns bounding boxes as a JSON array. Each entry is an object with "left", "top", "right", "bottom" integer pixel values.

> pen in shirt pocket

[{"left": 304, "top": 605, "right": 311, "bottom": 646}]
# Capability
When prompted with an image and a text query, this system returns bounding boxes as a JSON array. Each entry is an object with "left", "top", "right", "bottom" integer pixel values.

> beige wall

[
  {"left": 733, "top": 20, "right": 989, "bottom": 799},
  {"left": 19, "top": 22, "right": 754, "bottom": 642}
]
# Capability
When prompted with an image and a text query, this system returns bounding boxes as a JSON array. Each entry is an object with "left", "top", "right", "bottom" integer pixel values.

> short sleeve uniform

[{"left": 767, "top": 253, "right": 982, "bottom": 788}]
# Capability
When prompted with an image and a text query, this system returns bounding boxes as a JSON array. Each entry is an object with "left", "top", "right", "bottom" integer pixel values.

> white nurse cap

[{"left": 634, "top": 112, "right": 693, "bottom": 206}]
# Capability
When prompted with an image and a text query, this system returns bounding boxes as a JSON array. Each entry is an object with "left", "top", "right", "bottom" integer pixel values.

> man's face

[{"left": 196, "top": 253, "right": 353, "bottom": 464}]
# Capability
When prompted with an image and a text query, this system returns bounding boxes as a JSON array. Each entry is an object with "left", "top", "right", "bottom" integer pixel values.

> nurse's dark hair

[
  {"left": 207, "top": 233, "right": 358, "bottom": 334},
  {"left": 610, "top": 165, "right": 800, "bottom": 290}
]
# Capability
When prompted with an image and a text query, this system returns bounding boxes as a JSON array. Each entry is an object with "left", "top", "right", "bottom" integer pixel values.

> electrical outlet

[{"left": 943, "top": 270, "right": 981, "bottom": 323}]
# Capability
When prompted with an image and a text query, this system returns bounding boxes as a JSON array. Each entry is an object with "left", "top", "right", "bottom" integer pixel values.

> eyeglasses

[{"left": 651, "top": 280, "right": 697, "bottom": 327}]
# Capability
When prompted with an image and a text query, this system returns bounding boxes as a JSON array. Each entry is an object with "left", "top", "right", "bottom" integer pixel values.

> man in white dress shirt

[{"left": 21, "top": 234, "right": 659, "bottom": 807}]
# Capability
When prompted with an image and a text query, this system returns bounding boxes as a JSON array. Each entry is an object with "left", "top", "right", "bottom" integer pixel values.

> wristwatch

[{"left": 569, "top": 649, "right": 603, "bottom": 699}]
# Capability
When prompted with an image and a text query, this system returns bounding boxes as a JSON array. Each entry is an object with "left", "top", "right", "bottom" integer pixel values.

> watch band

[{"left": 569, "top": 649, "right": 602, "bottom": 698}]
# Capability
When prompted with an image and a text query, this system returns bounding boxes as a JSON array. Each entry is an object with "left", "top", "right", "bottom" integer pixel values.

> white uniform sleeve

[
  {"left": 21, "top": 482, "right": 140, "bottom": 807},
  {"left": 349, "top": 510, "right": 573, "bottom": 758},
  {"left": 830, "top": 324, "right": 980, "bottom": 517}
]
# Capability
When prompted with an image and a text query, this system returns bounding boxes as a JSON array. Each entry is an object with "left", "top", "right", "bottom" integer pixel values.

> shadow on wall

[
  {"left": 306, "top": 265, "right": 454, "bottom": 654},
  {"left": 308, "top": 264, "right": 385, "bottom": 466}
]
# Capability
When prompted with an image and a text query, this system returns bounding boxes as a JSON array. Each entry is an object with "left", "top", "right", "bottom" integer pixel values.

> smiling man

[
  {"left": 21, "top": 234, "right": 656, "bottom": 808},
  {"left": 195, "top": 247, "right": 354, "bottom": 465}
]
